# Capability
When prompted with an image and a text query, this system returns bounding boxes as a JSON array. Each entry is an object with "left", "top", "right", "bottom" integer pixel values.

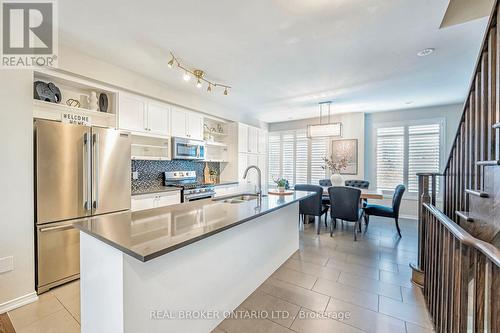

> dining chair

[
  {"left": 328, "top": 186, "right": 363, "bottom": 240},
  {"left": 345, "top": 180, "right": 370, "bottom": 207},
  {"left": 344, "top": 180, "right": 370, "bottom": 189},
  {"left": 319, "top": 179, "right": 332, "bottom": 186},
  {"left": 295, "top": 184, "right": 329, "bottom": 234},
  {"left": 363, "top": 184, "right": 406, "bottom": 237}
]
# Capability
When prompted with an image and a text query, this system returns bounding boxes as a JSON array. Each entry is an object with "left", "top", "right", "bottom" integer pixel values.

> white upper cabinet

[
  {"left": 170, "top": 107, "right": 188, "bottom": 138},
  {"left": 248, "top": 127, "right": 259, "bottom": 154},
  {"left": 119, "top": 93, "right": 170, "bottom": 137},
  {"left": 258, "top": 129, "right": 267, "bottom": 154},
  {"left": 147, "top": 102, "right": 170, "bottom": 136},
  {"left": 187, "top": 112, "right": 204, "bottom": 140},
  {"left": 171, "top": 107, "right": 203, "bottom": 140},
  {"left": 238, "top": 123, "right": 249, "bottom": 153},
  {"left": 119, "top": 94, "right": 146, "bottom": 133}
]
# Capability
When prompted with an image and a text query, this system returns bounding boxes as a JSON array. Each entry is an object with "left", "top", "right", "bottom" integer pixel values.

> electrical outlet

[
  {"left": 0, "top": 256, "right": 14, "bottom": 274},
  {"left": 132, "top": 171, "right": 139, "bottom": 180}
]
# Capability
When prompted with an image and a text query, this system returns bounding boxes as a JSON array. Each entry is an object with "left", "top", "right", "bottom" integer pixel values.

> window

[
  {"left": 268, "top": 130, "right": 327, "bottom": 187},
  {"left": 375, "top": 121, "right": 443, "bottom": 193}
]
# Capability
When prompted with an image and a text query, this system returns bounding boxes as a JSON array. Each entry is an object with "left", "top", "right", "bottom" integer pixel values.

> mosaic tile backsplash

[{"left": 131, "top": 160, "right": 220, "bottom": 193}]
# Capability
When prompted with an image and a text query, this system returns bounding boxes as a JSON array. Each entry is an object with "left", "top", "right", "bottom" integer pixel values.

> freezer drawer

[{"left": 36, "top": 220, "right": 80, "bottom": 293}]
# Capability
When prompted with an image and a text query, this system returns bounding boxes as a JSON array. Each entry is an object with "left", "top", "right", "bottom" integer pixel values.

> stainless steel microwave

[{"left": 172, "top": 137, "right": 206, "bottom": 160}]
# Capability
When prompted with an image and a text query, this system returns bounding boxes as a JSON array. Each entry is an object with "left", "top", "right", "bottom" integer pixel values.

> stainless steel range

[{"left": 164, "top": 171, "right": 215, "bottom": 202}]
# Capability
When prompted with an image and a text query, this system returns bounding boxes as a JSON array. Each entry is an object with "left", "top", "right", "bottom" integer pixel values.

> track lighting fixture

[{"left": 167, "top": 52, "right": 231, "bottom": 96}]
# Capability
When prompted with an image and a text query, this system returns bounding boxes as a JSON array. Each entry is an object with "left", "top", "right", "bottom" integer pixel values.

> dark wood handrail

[{"left": 424, "top": 203, "right": 500, "bottom": 267}]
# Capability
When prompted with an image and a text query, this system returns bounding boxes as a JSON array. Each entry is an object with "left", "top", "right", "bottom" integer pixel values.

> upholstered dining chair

[
  {"left": 345, "top": 180, "right": 370, "bottom": 206},
  {"left": 363, "top": 184, "right": 406, "bottom": 237},
  {"left": 328, "top": 186, "right": 363, "bottom": 240},
  {"left": 319, "top": 179, "right": 332, "bottom": 187},
  {"left": 344, "top": 180, "right": 370, "bottom": 189},
  {"left": 295, "top": 184, "right": 329, "bottom": 234}
]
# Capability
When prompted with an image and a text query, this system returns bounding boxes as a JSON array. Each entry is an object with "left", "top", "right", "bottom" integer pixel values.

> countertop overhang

[{"left": 74, "top": 191, "right": 314, "bottom": 262}]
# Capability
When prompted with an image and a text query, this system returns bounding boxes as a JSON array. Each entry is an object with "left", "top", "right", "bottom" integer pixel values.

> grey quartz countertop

[
  {"left": 74, "top": 191, "right": 313, "bottom": 262},
  {"left": 131, "top": 186, "right": 180, "bottom": 196}
]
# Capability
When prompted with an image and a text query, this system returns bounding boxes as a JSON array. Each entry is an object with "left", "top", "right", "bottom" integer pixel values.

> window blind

[
  {"left": 310, "top": 137, "right": 327, "bottom": 185},
  {"left": 408, "top": 124, "right": 441, "bottom": 192},
  {"left": 376, "top": 127, "right": 405, "bottom": 191},
  {"left": 267, "top": 130, "right": 328, "bottom": 187}
]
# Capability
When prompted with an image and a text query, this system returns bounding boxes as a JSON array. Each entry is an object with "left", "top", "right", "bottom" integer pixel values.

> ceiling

[{"left": 58, "top": 0, "right": 489, "bottom": 123}]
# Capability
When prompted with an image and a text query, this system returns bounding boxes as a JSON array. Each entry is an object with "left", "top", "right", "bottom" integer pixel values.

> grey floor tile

[
  {"left": 405, "top": 321, "right": 435, "bottom": 333},
  {"left": 216, "top": 306, "right": 294, "bottom": 333},
  {"left": 401, "top": 286, "right": 427, "bottom": 306},
  {"left": 271, "top": 266, "right": 318, "bottom": 289},
  {"left": 379, "top": 270, "right": 413, "bottom": 288},
  {"left": 283, "top": 259, "right": 341, "bottom": 283},
  {"left": 312, "top": 278, "right": 379, "bottom": 311},
  {"left": 258, "top": 278, "right": 330, "bottom": 313},
  {"left": 379, "top": 296, "right": 433, "bottom": 328},
  {"left": 338, "top": 272, "right": 403, "bottom": 300},
  {"left": 326, "top": 258, "right": 380, "bottom": 280},
  {"left": 326, "top": 298, "right": 406, "bottom": 333},
  {"left": 241, "top": 290, "right": 301, "bottom": 328}
]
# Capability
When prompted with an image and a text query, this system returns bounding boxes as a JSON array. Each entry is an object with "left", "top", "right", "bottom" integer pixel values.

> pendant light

[{"left": 307, "top": 101, "right": 342, "bottom": 138}]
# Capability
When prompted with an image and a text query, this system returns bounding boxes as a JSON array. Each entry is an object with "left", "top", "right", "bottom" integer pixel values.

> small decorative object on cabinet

[
  {"left": 322, "top": 155, "right": 348, "bottom": 186},
  {"left": 89, "top": 91, "right": 99, "bottom": 111},
  {"left": 66, "top": 99, "right": 81, "bottom": 108},
  {"left": 34, "top": 81, "right": 57, "bottom": 103},
  {"left": 204, "top": 163, "right": 211, "bottom": 183},
  {"left": 48, "top": 82, "right": 62, "bottom": 103},
  {"left": 99, "top": 93, "right": 108, "bottom": 112}
]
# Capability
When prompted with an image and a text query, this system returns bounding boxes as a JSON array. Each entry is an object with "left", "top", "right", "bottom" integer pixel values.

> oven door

[
  {"left": 184, "top": 192, "right": 215, "bottom": 202},
  {"left": 172, "top": 138, "right": 205, "bottom": 160}
]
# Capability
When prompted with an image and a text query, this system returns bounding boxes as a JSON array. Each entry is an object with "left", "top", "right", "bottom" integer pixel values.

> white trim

[{"left": 0, "top": 292, "right": 38, "bottom": 314}]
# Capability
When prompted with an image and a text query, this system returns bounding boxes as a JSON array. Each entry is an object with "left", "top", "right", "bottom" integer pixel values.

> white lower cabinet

[
  {"left": 214, "top": 184, "right": 240, "bottom": 198},
  {"left": 131, "top": 191, "right": 180, "bottom": 212}
]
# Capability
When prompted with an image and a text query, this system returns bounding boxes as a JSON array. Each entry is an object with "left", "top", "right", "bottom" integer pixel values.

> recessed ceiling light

[{"left": 417, "top": 48, "right": 435, "bottom": 57}]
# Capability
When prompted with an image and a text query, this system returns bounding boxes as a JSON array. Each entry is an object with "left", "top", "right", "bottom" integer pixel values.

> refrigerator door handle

[
  {"left": 93, "top": 132, "right": 100, "bottom": 210},
  {"left": 83, "top": 132, "right": 91, "bottom": 211}
]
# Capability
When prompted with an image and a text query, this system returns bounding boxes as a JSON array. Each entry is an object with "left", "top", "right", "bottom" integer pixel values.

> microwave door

[
  {"left": 35, "top": 120, "right": 92, "bottom": 224},
  {"left": 91, "top": 127, "right": 131, "bottom": 215}
]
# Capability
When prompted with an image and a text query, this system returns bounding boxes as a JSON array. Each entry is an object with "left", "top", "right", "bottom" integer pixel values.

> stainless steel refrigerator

[{"left": 34, "top": 119, "right": 131, "bottom": 293}]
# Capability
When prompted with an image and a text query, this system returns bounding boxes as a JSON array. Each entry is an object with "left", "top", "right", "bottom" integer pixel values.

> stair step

[
  {"left": 476, "top": 160, "right": 500, "bottom": 166},
  {"left": 456, "top": 211, "right": 474, "bottom": 223},
  {"left": 465, "top": 189, "right": 489, "bottom": 198},
  {"left": 493, "top": 122, "right": 500, "bottom": 129}
]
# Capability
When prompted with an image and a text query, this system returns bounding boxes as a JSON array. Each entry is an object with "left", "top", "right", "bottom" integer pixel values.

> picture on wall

[{"left": 330, "top": 139, "right": 358, "bottom": 175}]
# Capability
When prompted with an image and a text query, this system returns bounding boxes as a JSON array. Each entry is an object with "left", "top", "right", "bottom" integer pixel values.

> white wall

[
  {"left": 364, "top": 104, "right": 463, "bottom": 218},
  {"left": 269, "top": 112, "right": 365, "bottom": 179},
  {"left": 0, "top": 70, "right": 37, "bottom": 312}
]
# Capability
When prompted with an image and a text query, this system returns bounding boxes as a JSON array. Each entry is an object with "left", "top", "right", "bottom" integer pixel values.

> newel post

[{"left": 410, "top": 173, "right": 434, "bottom": 288}]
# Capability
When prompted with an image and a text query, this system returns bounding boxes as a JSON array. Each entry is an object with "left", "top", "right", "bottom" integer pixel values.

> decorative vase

[
  {"left": 89, "top": 91, "right": 98, "bottom": 111},
  {"left": 278, "top": 186, "right": 285, "bottom": 192},
  {"left": 330, "top": 173, "right": 344, "bottom": 186}
]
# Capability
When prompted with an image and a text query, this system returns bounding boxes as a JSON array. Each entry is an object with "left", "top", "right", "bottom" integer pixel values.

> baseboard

[{"left": 0, "top": 292, "right": 38, "bottom": 314}]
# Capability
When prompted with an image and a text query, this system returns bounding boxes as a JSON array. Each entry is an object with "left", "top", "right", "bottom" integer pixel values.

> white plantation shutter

[
  {"left": 310, "top": 137, "right": 327, "bottom": 185},
  {"left": 295, "top": 130, "right": 309, "bottom": 185},
  {"left": 268, "top": 132, "right": 281, "bottom": 187},
  {"left": 267, "top": 130, "right": 328, "bottom": 187},
  {"left": 282, "top": 133, "right": 295, "bottom": 186},
  {"left": 376, "top": 127, "right": 404, "bottom": 191},
  {"left": 408, "top": 124, "right": 441, "bottom": 192}
]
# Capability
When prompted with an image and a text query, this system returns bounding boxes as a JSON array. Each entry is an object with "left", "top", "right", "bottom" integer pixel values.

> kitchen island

[{"left": 74, "top": 191, "right": 313, "bottom": 333}]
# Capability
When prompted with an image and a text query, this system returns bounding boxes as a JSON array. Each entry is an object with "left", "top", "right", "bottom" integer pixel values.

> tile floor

[{"left": 6, "top": 216, "right": 434, "bottom": 333}]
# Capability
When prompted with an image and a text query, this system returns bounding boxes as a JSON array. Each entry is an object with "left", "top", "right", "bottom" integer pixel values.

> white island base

[{"left": 80, "top": 203, "right": 299, "bottom": 333}]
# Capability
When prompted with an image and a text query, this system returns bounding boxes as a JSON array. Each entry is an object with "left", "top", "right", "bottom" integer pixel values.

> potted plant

[
  {"left": 273, "top": 177, "right": 287, "bottom": 192},
  {"left": 322, "top": 155, "right": 348, "bottom": 186}
]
